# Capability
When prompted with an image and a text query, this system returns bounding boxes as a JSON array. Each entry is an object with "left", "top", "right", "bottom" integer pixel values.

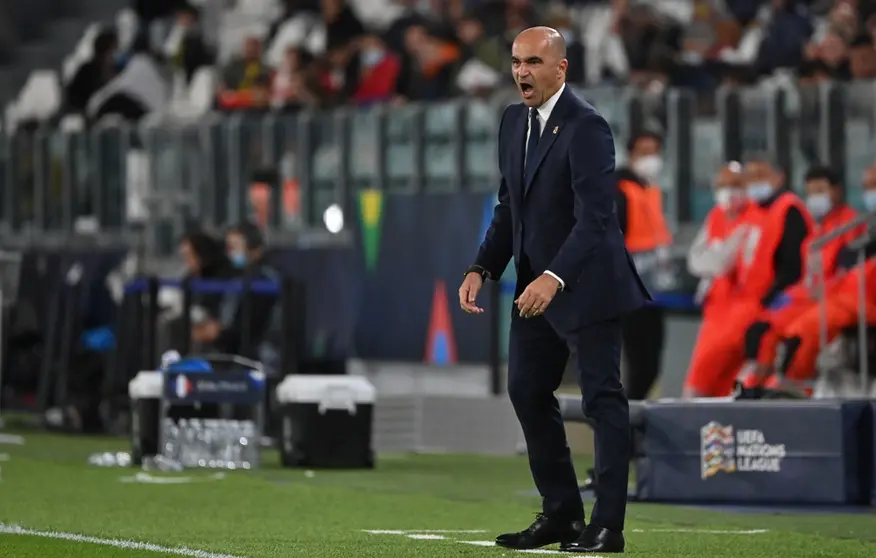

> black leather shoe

[
  {"left": 561, "top": 526, "right": 625, "bottom": 553},
  {"left": 495, "top": 513, "right": 583, "bottom": 550}
]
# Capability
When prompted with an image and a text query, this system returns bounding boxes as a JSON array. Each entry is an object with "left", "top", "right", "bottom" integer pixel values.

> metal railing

[
  {"left": 0, "top": 81, "right": 874, "bottom": 256},
  {"left": 806, "top": 214, "right": 876, "bottom": 393}
]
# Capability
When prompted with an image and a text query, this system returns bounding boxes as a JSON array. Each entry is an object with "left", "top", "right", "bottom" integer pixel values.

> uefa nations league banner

[{"left": 636, "top": 400, "right": 874, "bottom": 505}]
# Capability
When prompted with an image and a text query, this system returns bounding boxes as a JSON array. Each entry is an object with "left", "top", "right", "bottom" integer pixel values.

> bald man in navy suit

[{"left": 458, "top": 27, "right": 650, "bottom": 554}]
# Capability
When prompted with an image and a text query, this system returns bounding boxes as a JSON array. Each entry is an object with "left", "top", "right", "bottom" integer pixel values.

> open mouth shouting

[{"left": 519, "top": 82, "right": 535, "bottom": 100}]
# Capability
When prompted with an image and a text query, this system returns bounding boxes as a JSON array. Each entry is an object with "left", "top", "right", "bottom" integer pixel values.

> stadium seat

[
  {"left": 15, "top": 70, "right": 62, "bottom": 123},
  {"left": 265, "top": 13, "right": 323, "bottom": 67},
  {"left": 187, "top": 66, "right": 217, "bottom": 116},
  {"left": 347, "top": 0, "right": 404, "bottom": 31}
]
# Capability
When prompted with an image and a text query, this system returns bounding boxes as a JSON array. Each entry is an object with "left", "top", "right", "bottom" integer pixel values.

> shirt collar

[{"left": 536, "top": 82, "right": 565, "bottom": 122}]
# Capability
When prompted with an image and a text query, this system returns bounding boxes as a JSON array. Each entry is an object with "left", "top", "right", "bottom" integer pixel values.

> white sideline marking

[
  {"left": 459, "top": 540, "right": 495, "bottom": 547},
  {"left": 632, "top": 528, "right": 769, "bottom": 535},
  {"left": 119, "top": 472, "right": 227, "bottom": 485},
  {"left": 0, "top": 434, "right": 24, "bottom": 445},
  {"left": 406, "top": 534, "right": 444, "bottom": 540},
  {"left": 0, "top": 523, "right": 246, "bottom": 558},
  {"left": 362, "top": 529, "right": 486, "bottom": 534},
  {"left": 413, "top": 530, "right": 487, "bottom": 533},
  {"left": 516, "top": 550, "right": 563, "bottom": 555}
]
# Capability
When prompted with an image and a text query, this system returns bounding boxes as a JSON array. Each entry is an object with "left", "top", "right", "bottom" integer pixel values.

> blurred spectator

[
  {"left": 397, "top": 24, "right": 462, "bottom": 101},
  {"left": 755, "top": 0, "right": 813, "bottom": 75},
  {"left": 349, "top": 34, "right": 403, "bottom": 104},
  {"left": 219, "top": 36, "right": 271, "bottom": 111},
  {"left": 271, "top": 46, "right": 320, "bottom": 109},
  {"left": 179, "top": 229, "right": 238, "bottom": 320},
  {"left": 132, "top": 0, "right": 184, "bottom": 50},
  {"left": 849, "top": 33, "right": 876, "bottom": 79},
  {"left": 65, "top": 29, "right": 120, "bottom": 115},
  {"left": 192, "top": 222, "right": 280, "bottom": 364},
  {"left": 456, "top": 14, "right": 506, "bottom": 76},
  {"left": 470, "top": 0, "right": 541, "bottom": 41},
  {"left": 616, "top": 2, "right": 683, "bottom": 90},
  {"left": 545, "top": 4, "right": 585, "bottom": 83},
  {"left": 87, "top": 35, "right": 170, "bottom": 122},
  {"left": 323, "top": 0, "right": 365, "bottom": 49},
  {"left": 162, "top": 3, "right": 214, "bottom": 82}
]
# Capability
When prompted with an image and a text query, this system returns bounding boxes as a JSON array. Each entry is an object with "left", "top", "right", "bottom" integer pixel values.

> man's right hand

[{"left": 459, "top": 272, "right": 485, "bottom": 314}]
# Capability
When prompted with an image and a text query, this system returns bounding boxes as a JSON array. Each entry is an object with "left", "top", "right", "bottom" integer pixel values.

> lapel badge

[{"left": 552, "top": 126, "right": 559, "bottom": 135}]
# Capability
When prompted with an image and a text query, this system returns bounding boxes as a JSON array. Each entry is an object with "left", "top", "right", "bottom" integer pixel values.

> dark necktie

[{"left": 525, "top": 108, "right": 540, "bottom": 177}]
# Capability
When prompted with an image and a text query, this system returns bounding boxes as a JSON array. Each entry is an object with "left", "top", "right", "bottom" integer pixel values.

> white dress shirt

[{"left": 525, "top": 83, "right": 567, "bottom": 290}]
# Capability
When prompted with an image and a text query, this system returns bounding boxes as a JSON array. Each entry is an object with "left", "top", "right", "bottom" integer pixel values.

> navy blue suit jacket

[{"left": 474, "top": 86, "right": 651, "bottom": 334}]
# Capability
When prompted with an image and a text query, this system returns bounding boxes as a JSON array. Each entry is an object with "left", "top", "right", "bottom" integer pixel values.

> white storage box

[{"left": 276, "top": 375, "right": 376, "bottom": 468}]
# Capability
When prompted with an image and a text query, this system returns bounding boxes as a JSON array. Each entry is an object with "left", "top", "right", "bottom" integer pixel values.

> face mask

[
  {"left": 714, "top": 188, "right": 733, "bottom": 209},
  {"left": 361, "top": 48, "right": 384, "bottom": 68},
  {"left": 747, "top": 181, "right": 773, "bottom": 202},
  {"left": 864, "top": 190, "right": 876, "bottom": 212},
  {"left": 632, "top": 155, "right": 663, "bottom": 184},
  {"left": 806, "top": 193, "right": 832, "bottom": 219},
  {"left": 230, "top": 252, "right": 247, "bottom": 268}
]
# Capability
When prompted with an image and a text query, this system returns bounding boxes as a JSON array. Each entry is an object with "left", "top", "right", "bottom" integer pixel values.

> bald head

[
  {"left": 517, "top": 26, "right": 566, "bottom": 58},
  {"left": 714, "top": 161, "right": 744, "bottom": 189},
  {"left": 512, "top": 26, "right": 568, "bottom": 107}
]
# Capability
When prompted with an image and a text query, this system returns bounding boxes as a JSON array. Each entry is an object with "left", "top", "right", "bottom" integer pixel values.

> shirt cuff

[{"left": 543, "top": 270, "right": 565, "bottom": 291}]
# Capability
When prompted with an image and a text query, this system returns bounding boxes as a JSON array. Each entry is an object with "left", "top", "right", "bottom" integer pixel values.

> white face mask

[
  {"left": 714, "top": 188, "right": 733, "bottom": 209},
  {"left": 747, "top": 181, "right": 773, "bottom": 202},
  {"left": 864, "top": 190, "right": 876, "bottom": 212},
  {"left": 806, "top": 193, "right": 832, "bottom": 219},
  {"left": 633, "top": 155, "right": 663, "bottom": 184},
  {"left": 715, "top": 187, "right": 746, "bottom": 211}
]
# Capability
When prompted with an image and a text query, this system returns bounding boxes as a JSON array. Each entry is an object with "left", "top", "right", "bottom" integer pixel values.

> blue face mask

[
  {"left": 864, "top": 190, "right": 876, "bottom": 212},
  {"left": 747, "top": 181, "right": 773, "bottom": 202},
  {"left": 230, "top": 252, "right": 247, "bottom": 268},
  {"left": 806, "top": 193, "right": 832, "bottom": 220}
]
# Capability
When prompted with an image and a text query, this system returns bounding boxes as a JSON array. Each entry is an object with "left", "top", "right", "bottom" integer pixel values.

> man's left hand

[{"left": 515, "top": 274, "right": 561, "bottom": 318}]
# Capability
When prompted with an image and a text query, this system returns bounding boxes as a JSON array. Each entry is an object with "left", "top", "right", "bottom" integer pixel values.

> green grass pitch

[{"left": 0, "top": 428, "right": 874, "bottom": 557}]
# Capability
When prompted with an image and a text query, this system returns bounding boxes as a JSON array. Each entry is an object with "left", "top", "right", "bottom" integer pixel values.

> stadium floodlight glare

[{"left": 323, "top": 204, "right": 344, "bottom": 234}]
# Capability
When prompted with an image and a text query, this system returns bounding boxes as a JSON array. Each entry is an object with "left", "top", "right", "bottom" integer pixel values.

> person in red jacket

[
  {"left": 743, "top": 164, "right": 876, "bottom": 394},
  {"left": 737, "top": 166, "right": 861, "bottom": 393},
  {"left": 686, "top": 161, "right": 750, "bottom": 320},
  {"left": 683, "top": 155, "right": 815, "bottom": 398}
]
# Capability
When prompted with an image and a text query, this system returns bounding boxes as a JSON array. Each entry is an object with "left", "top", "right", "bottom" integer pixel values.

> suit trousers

[{"left": 507, "top": 296, "right": 631, "bottom": 531}]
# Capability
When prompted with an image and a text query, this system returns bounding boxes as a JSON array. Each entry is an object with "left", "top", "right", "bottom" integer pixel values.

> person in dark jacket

[
  {"left": 178, "top": 229, "right": 238, "bottom": 319},
  {"left": 192, "top": 222, "right": 279, "bottom": 361}
]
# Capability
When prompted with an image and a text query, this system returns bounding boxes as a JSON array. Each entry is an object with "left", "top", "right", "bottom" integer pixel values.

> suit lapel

[{"left": 523, "top": 88, "right": 571, "bottom": 196}]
